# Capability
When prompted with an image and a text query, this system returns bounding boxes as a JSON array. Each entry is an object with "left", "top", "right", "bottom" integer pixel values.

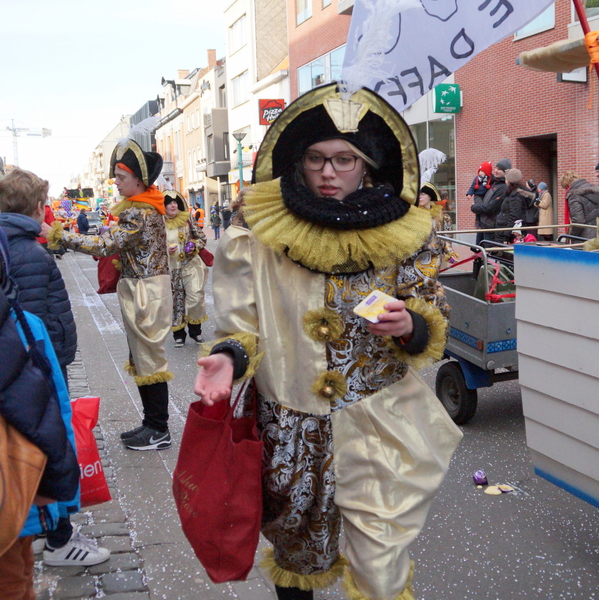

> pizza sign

[{"left": 259, "top": 99, "right": 285, "bottom": 125}]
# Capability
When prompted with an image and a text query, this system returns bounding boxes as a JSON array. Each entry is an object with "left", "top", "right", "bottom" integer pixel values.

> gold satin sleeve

[
  {"left": 212, "top": 227, "right": 260, "bottom": 341},
  {"left": 207, "top": 227, "right": 262, "bottom": 379}
]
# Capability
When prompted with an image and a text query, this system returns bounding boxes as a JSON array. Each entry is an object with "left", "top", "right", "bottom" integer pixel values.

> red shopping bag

[
  {"left": 95, "top": 254, "right": 120, "bottom": 294},
  {"left": 198, "top": 247, "right": 214, "bottom": 267},
  {"left": 71, "top": 397, "right": 111, "bottom": 507},
  {"left": 172, "top": 384, "right": 263, "bottom": 583}
]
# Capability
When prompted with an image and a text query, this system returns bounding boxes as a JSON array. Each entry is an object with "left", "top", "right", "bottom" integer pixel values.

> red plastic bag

[
  {"left": 172, "top": 384, "right": 263, "bottom": 583},
  {"left": 96, "top": 254, "right": 120, "bottom": 294},
  {"left": 71, "top": 397, "right": 111, "bottom": 508}
]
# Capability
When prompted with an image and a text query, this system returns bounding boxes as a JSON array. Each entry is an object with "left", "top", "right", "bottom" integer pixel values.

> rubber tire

[{"left": 435, "top": 361, "right": 478, "bottom": 425}]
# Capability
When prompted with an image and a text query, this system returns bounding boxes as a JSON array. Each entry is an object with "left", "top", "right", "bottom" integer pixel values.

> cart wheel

[{"left": 435, "top": 361, "right": 478, "bottom": 425}]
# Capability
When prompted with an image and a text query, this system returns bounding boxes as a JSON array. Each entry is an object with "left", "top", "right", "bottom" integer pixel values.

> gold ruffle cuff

[
  {"left": 185, "top": 315, "right": 208, "bottom": 325},
  {"left": 46, "top": 221, "right": 65, "bottom": 250},
  {"left": 124, "top": 360, "right": 137, "bottom": 376},
  {"left": 124, "top": 360, "right": 174, "bottom": 386},
  {"left": 199, "top": 332, "right": 264, "bottom": 381},
  {"left": 385, "top": 297, "right": 448, "bottom": 371},
  {"left": 343, "top": 563, "right": 415, "bottom": 600},
  {"left": 261, "top": 548, "right": 348, "bottom": 591}
]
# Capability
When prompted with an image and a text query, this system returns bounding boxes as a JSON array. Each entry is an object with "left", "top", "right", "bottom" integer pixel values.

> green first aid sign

[{"left": 434, "top": 84, "right": 461, "bottom": 114}]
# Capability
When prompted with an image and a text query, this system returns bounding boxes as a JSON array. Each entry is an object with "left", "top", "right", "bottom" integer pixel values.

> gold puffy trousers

[{"left": 117, "top": 274, "right": 173, "bottom": 382}]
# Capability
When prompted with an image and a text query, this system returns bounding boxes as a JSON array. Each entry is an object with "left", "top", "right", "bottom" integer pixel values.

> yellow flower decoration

[
  {"left": 303, "top": 308, "right": 344, "bottom": 342},
  {"left": 312, "top": 370, "right": 347, "bottom": 401}
]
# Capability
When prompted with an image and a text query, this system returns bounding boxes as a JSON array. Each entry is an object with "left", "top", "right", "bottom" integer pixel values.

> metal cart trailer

[{"left": 435, "top": 237, "right": 518, "bottom": 424}]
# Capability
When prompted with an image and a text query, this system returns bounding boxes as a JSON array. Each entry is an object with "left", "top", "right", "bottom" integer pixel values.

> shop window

[
  {"left": 409, "top": 117, "right": 456, "bottom": 227},
  {"left": 323, "top": 0, "right": 331, "bottom": 7}
]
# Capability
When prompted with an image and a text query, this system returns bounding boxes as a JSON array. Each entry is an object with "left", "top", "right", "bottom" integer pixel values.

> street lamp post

[{"left": 232, "top": 132, "right": 247, "bottom": 190}]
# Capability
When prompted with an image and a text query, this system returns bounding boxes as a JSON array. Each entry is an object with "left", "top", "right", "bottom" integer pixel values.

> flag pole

[{"left": 571, "top": 0, "right": 599, "bottom": 80}]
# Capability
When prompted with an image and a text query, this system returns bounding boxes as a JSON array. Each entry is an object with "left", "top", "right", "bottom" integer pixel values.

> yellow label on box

[{"left": 353, "top": 290, "right": 397, "bottom": 323}]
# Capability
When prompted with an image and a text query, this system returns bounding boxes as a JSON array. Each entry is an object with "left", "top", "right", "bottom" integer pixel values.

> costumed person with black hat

[
  {"left": 164, "top": 190, "right": 208, "bottom": 347},
  {"left": 192, "top": 83, "right": 462, "bottom": 600},
  {"left": 45, "top": 122, "right": 174, "bottom": 451},
  {"left": 419, "top": 182, "right": 459, "bottom": 265}
]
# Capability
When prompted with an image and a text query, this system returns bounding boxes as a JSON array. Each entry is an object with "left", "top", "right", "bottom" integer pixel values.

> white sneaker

[
  {"left": 43, "top": 529, "right": 110, "bottom": 566},
  {"left": 32, "top": 536, "right": 46, "bottom": 554}
]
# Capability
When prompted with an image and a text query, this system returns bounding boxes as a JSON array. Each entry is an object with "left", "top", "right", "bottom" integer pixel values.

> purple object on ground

[{"left": 473, "top": 470, "right": 488, "bottom": 485}]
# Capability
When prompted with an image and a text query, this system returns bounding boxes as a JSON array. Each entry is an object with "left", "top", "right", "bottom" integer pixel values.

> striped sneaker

[{"left": 43, "top": 529, "right": 110, "bottom": 567}]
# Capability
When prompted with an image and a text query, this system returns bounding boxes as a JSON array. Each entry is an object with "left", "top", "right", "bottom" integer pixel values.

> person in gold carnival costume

[
  {"left": 193, "top": 84, "right": 463, "bottom": 600},
  {"left": 418, "top": 181, "right": 459, "bottom": 265},
  {"left": 45, "top": 139, "right": 174, "bottom": 451},
  {"left": 163, "top": 190, "right": 208, "bottom": 347}
]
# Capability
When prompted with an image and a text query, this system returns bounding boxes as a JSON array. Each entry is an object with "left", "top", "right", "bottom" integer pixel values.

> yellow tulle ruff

[
  {"left": 243, "top": 179, "right": 432, "bottom": 274},
  {"left": 385, "top": 296, "right": 448, "bottom": 371},
  {"left": 343, "top": 563, "right": 415, "bottom": 600},
  {"left": 199, "top": 332, "right": 264, "bottom": 381},
  {"left": 261, "top": 548, "right": 348, "bottom": 591}
]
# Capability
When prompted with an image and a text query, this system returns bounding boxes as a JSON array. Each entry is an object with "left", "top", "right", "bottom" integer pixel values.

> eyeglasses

[{"left": 302, "top": 152, "right": 360, "bottom": 172}]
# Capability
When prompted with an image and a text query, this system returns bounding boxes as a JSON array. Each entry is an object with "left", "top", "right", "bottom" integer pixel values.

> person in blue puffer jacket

[
  {"left": 0, "top": 169, "right": 77, "bottom": 377},
  {"left": 0, "top": 226, "right": 80, "bottom": 599},
  {"left": 0, "top": 169, "right": 109, "bottom": 569}
]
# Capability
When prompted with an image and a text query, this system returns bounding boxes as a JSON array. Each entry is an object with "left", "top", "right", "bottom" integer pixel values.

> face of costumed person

[
  {"left": 301, "top": 139, "right": 367, "bottom": 201},
  {"left": 165, "top": 199, "right": 179, "bottom": 218},
  {"left": 114, "top": 166, "right": 143, "bottom": 198}
]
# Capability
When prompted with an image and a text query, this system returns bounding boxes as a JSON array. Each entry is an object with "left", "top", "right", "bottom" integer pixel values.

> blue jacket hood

[{"left": 0, "top": 212, "right": 42, "bottom": 238}]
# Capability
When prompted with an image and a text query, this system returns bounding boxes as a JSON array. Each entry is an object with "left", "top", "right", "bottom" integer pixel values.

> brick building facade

[
  {"left": 287, "top": 0, "right": 351, "bottom": 99},
  {"left": 454, "top": 0, "right": 599, "bottom": 229}
]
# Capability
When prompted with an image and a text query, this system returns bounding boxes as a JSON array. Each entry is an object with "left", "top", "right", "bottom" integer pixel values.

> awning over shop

[{"left": 518, "top": 32, "right": 598, "bottom": 73}]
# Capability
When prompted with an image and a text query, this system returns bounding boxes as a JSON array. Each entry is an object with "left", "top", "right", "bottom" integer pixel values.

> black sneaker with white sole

[
  {"left": 120, "top": 424, "right": 145, "bottom": 441},
  {"left": 125, "top": 426, "right": 171, "bottom": 450}
]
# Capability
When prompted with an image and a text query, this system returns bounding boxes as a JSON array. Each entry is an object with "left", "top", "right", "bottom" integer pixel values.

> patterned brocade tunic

[
  {"left": 259, "top": 232, "right": 449, "bottom": 575},
  {"left": 60, "top": 204, "right": 169, "bottom": 280}
]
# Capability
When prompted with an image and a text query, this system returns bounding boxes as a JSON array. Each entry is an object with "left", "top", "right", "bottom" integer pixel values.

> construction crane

[{"left": 5, "top": 119, "right": 52, "bottom": 166}]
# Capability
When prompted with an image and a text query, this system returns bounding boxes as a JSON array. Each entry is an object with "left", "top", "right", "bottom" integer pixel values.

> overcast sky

[{"left": 0, "top": 0, "right": 225, "bottom": 195}]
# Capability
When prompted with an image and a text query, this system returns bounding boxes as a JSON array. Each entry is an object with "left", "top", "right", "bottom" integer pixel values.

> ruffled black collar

[{"left": 280, "top": 175, "right": 409, "bottom": 230}]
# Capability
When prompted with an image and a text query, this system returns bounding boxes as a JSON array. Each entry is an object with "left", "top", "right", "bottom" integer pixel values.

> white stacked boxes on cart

[{"left": 514, "top": 244, "right": 599, "bottom": 508}]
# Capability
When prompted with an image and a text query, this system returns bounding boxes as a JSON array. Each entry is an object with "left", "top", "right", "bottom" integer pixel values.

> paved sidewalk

[{"left": 33, "top": 245, "right": 291, "bottom": 600}]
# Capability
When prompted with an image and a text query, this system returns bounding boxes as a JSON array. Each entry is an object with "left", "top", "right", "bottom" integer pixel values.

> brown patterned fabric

[
  {"left": 258, "top": 396, "right": 340, "bottom": 575},
  {"left": 60, "top": 205, "right": 169, "bottom": 280}
]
